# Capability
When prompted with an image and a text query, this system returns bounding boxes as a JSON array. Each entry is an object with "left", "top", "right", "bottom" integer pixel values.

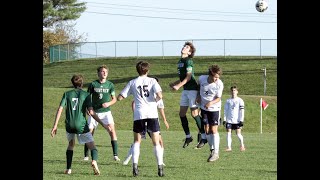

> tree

[
  {"left": 43, "top": 0, "right": 86, "bottom": 28},
  {"left": 43, "top": 0, "right": 87, "bottom": 64},
  {"left": 43, "top": 22, "right": 87, "bottom": 64}
]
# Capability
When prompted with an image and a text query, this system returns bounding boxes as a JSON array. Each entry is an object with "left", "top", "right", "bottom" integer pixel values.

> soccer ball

[{"left": 255, "top": 0, "right": 268, "bottom": 12}]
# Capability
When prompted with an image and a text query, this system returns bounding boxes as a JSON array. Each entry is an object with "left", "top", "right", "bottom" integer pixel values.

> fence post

[
  {"left": 52, "top": 46, "right": 54, "bottom": 63},
  {"left": 261, "top": 67, "right": 267, "bottom": 95},
  {"left": 136, "top": 40, "right": 139, "bottom": 60},
  {"left": 115, "top": 41, "right": 117, "bottom": 59},
  {"left": 224, "top": 39, "right": 226, "bottom": 58},
  {"left": 58, "top": 45, "right": 61, "bottom": 62},
  {"left": 95, "top": 42, "right": 98, "bottom": 59},
  {"left": 67, "top": 44, "right": 70, "bottom": 60},
  {"left": 162, "top": 40, "right": 164, "bottom": 60},
  {"left": 260, "top": 39, "right": 262, "bottom": 59}
]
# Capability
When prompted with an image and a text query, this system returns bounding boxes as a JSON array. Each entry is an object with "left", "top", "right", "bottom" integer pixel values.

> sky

[
  {"left": 72, "top": 0, "right": 277, "bottom": 57},
  {"left": 74, "top": 0, "right": 277, "bottom": 42}
]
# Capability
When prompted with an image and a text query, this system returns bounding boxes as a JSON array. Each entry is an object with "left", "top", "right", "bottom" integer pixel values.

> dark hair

[
  {"left": 136, "top": 61, "right": 150, "bottom": 75},
  {"left": 208, "top": 64, "right": 222, "bottom": 76},
  {"left": 71, "top": 74, "right": 84, "bottom": 88},
  {"left": 184, "top": 41, "right": 196, "bottom": 58},
  {"left": 230, "top": 86, "right": 237, "bottom": 91},
  {"left": 97, "top": 64, "right": 109, "bottom": 72}
]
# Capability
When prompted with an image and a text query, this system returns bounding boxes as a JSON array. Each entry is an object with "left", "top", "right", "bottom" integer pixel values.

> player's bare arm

[
  {"left": 159, "top": 108, "right": 169, "bottom": 130},
  {"left": 102, "top": 95, "right": 117, "bottom": 108},
  {"left": 51, "top": 106, "right": 63, "bottom": 138},
  {"left": 171, "top": 73, "right": 192, "bottom": 91},
  {"left": 169, "top": 80, "right": 180, "bottom": 90},
  {"left": 155, "top": 91, "right": 163, "bottom": 102}
]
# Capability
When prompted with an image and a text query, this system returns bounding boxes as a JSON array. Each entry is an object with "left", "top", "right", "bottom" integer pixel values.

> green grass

[
  {"left": 43, "top": 56, "right": 277, "bottom": 96},
  {"left": 43, "top": 129, "right": 277, "bottom": 180},
  {"left": 43, "top": 56, "right": 277, "bottom": 179},
  {"left": 43, "top": 56, "right": 277, "bottom": 133}
]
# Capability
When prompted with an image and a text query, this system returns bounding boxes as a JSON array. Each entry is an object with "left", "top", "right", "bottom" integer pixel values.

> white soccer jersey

[
  {"left": 120, "top": 76, "right": 162, "bottom": 120},
  {"left": 198, "top": 75, "right": 224, "bottom": 112},
  {"left": 224, "top": 97, "right": 245, "bottom": 124}
]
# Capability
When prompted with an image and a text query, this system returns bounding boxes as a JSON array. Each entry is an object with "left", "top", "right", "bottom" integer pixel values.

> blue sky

[{"left": 74, "top": 0, "right": 277, "bottom": 42}]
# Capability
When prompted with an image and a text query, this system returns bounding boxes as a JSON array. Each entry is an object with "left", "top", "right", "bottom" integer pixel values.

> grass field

[
  {"left": 43, "top": 56, "right": 277, "bottom": 179},
  {"left": 43, "top": 56, "right": 277, "bottom": 133},
  {"left": 43, "top": 129, "right": 277, "bottom": 180}
]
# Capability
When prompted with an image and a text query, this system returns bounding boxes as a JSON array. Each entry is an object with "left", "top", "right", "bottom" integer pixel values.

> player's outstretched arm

[{"left": 51, "top": 106, "right": 63, "bottom": 138}]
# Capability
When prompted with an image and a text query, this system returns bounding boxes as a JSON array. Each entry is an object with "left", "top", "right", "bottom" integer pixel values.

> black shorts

[
  {"left": 133, "top": 118, "right": 160, "bottom": 134},
  {"left": 226, "top": 123, "right": 241, "bottom": 130},
  {"left": 200, "top": 109, "right": 220, "bottom": 126}
]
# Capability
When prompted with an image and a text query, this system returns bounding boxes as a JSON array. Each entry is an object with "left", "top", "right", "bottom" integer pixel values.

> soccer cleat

[
  {"left": 162, "top": 163, "right": 166, "bottom": 166},
  {"left": 123, "top": 155, "right": 132, "bottom": 165},
  {"left": 182, "top": 136, "right": 193, "bottom": 148},
  {"left": 64, "top": 169, "right": 71, "bottom": 175},
  {"left": 91, "top": 161, "right": 101, "bottom": 175},
  {"left": 114, "top": 156, "right": 121, "bottom": 161},
  {"left": 195, "top": 139, "right": 207, "bottom": 149},
  {"left": 225, "top": 148, "right": 232, "bottom": 152},
  {"left": 158, "top": 164, "right": 164, "bottom": 177},
  {"left": 83, "top": 156, "right": 89, "bottom": 161},
  {"left": 240, "top": 146, "right": 246, "bottom": 151},
  {"left": 208, "top": 153, "right": 219, "bottom": 162},
  {"left": 133, "top": 163, "right": 139, "bottom": 177}
]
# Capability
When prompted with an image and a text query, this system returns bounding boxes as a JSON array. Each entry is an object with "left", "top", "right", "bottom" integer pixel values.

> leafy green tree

[
  {"left": 43, "top": 0, "right": 86, "bottom": 28},
  {"left": 43, "top": 0, "right": 87, "bottom": 64}
]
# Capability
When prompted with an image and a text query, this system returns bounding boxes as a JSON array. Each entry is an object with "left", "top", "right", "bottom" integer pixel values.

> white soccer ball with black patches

[{"left": 255, "top": 0, "right": 268, "bottom": 12}]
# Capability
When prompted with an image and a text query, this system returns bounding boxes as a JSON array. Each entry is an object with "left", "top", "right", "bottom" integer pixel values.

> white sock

[
  {"left": 227, "top": 132, "right": 232, "bottom": 149},
  {"left": 207, "top": 134, "right": 214, "bottom": 150},
  {"left": 126, "top": 143, "right": 133, "bottom": 159},
  {"left": 132, "top": 142, "right": 140, "bottom": 164},
  {"left": 213, "top": 133, "right": 220, "bottom": 154},
  {"left": 237, "top": 133, "right": 244, "bottom": 147},
  {"left": 153, "top": 144, "right": 163, "bottom": 165}
]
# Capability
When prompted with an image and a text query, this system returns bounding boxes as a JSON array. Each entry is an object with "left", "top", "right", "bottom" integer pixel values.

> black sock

[
  {"left": 193, "top": 115, "right": 202, "bottom": 131},
  {"left": 111, "top": 140, "right": 118, "bottom": 156},
  {"left": 180, "top": 116, "right": 190, "bottom": 135},
  {"left": 84, "top": 144, "right": 88, "bottom": 157},
  {"left": 66, "top": 150, "right": 73, "bottom": 169},
  {"left": 200, "top": 117, "right": 206, "bottom": 134},
  {"left": 197, "top": 132, "right": 201, "bottom": 143},
  {"left": 91, "top": 148, "right": 98, "bottom": 161}
]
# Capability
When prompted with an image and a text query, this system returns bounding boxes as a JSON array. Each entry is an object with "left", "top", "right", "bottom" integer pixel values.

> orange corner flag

[{"left": 261, "top": 99, "right": 269, "bottom": 110}]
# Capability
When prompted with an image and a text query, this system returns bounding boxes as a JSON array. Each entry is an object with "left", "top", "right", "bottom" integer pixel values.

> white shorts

[
  {"left": 88, "top": 111, "right": 114, "bottom": 129},
  {"left": 66, "top": 132, "right": 94, "bottom": 145},
  {"left": 180, "top": 90, "right": 199, "bottom": 108}
]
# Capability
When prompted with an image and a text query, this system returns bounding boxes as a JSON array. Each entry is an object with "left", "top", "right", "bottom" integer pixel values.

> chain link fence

[{"left": 49, "top": 39, "right": 276, "bottom": 63}]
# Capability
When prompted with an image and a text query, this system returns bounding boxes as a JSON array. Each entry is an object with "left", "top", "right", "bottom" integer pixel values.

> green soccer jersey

[
  {"left": 177, "top": 57, "right": 198, "bottom": 90},
  {"left": 88, "top": 80, "right": 116, "bottom": 113},
  {"left": 59, "top": 89, "right": 91, "bottom": 134}
]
